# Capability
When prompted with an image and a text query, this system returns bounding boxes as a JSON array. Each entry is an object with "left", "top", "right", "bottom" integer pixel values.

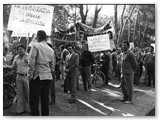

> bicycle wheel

[
  {"left": 3, "top": 83, "right": 16, "bottom": 109},
  {"left": 93, "top": 70, "right": 106, "bottom": 88}
]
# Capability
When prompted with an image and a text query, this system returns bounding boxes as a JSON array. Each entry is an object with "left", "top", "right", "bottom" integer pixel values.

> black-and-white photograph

[{"left": 3, "top": 3, "right": 155, "bottom": 116}]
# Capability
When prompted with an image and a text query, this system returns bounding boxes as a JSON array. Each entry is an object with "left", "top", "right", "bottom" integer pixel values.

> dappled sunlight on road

[
  {"left": 92, "top": 100, "right": 117, "bottom": 112},
  {"left": 108, "top": 82, "right": 120, "bottom": 88},
  {"left": 92, "top": 100, "right": 134, "bottom": 116},
  {"left": 122, "top": 113, "right": 135, "bottom": 116},
  {"left": 77, "top": 98, "right": 107, "bottom": 115},
  {"left": 101, "top": 89, "right": 122, "bottom": 97},
  {"left": 92, "top": 100, "right": 136, "bottom": 116},
  {"left": 134, "top": 88, "right": 155, "bottom": 96},
  {"left": 90, "top": 89, "right": 97, "bottom": 92}
]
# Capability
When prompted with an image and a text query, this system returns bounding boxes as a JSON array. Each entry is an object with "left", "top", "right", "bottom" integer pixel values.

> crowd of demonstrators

[
  {"left": 3, "top": 31, "right": 155, "bottom": 115},
  {"left": 93, "top": 45, "right": 155, "bottom": 88}
]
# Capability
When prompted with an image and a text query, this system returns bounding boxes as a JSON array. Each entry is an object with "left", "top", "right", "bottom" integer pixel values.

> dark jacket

[
  {"left": 81, "top": 50, "right": 94, "bottom": 66},
  {"left": 122, "top": 50, "right": 138, "bottom": 74},
  {"left": 66, "top": 52, "right": 79, "bottom": 76}
]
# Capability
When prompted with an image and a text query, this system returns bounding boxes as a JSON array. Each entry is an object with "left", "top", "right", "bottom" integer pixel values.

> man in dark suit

[
  {"left": 81, "top": 43, "right": 94, "bottom": 91},
  {"left": 65, "top": 44, "right": 79, "bottom": 104},
  {"left": 121, "top": 41, "right": 138, "bottom": 104}
]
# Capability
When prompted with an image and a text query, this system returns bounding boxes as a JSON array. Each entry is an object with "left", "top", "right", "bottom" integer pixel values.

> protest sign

[
  {"left": 87, "top": 34, "right": 111, "bottom": 52},
  {"left": 11, "top": 31, "right": 33, "bottom": 37},
  {"left": 151, "top": 43, "right": 155, "bottom": 53},
  {"left": 110, "top": 39, "right": 115, "bottom": 50},
  {"left": 7, "top": 5, "right": 54, "bottom": 35},
  {"left": 129, "top": 42, "right": 134, "bottom": 49}
]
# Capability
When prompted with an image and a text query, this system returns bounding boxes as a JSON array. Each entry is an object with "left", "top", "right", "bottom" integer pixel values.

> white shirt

[{"left": 28, "top": 41, "right": 56, "bottom": 80}]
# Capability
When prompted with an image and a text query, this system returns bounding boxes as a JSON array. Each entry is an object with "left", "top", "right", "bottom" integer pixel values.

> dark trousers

[
  {"left": 139, "top": 62, "right": 143, "bottom": 77},
  {"left": 50, "top": 72, "right": 55, "bottom": 101},
  {"left": 101, "top": 66, "right": 109, "bottom": 85},
  {"left": 116, "top": 63, "right": 121, "bottom": 82},
  {"left": 29, "top": 76, "right": 51, "bottom": 116},
  {"left": 68, "top": 72, "right": 78, "bottom": 100},
  {"left": 134, "top": 65, "right": 140, "bottom": 84},
  {"left": 147, "top": 63, "right": 155, "bottom": 87},
  {"left": 120, "top": 72, "right": 134, "bottom": 101},
  {"left": 64, "top": 73, "right": 70, "bottom": 92},
  {"left": 81, "top": 65, "right": 92, "bottom": 90},
  {"left": 55, "top": 64, "right": 60, "bottom": 79},
  {"left": 112, "top": 62, "right": 117, "bottom": 76}
]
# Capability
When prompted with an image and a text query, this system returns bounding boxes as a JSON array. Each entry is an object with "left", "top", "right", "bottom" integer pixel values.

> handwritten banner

[
  {"left": 79, "top": 21, "right": 111, "bottom": 35},
  {"left": 7, "top": 5, "right": 54, "bottom": 35},
  {"left": 87, "top": 34, "right": 111, "bottom": 52}
]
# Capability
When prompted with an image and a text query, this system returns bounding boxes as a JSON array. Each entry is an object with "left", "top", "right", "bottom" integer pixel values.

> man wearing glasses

[{"left": 65, "top": 44, "right": 79, "bottom": 104}]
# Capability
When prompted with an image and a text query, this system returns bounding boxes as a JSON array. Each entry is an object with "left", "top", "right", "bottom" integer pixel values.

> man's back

[
  {"left": 34, "top": 41, "right": 54, "bottom": 63},
  {"left": 28, "top": 41, "right": 55, "bottom": 80}
]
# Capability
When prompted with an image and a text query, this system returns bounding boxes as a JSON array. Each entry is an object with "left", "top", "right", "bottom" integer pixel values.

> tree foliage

[{"left": 3, "top": 4, "right": 155, "bottom": 48}]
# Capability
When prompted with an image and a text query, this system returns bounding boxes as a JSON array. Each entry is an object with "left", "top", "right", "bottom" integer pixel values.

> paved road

[{"left": 3, "top": 76, "right": 155, "bottom": 116}]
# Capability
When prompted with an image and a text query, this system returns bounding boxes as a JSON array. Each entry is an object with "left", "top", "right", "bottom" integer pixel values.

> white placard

[
  {"left": 129, "top": 42, "right": 134, "bottom": 49},
  {"left": 87, "top": 34, "right": 111, "bottom": 52},
  {"left": 110, "top": 39, "right": 115, "bottom": 50},
  {"left": 7, "top": 5, "right": 54, "bottom": 35},
  {"left": 11, "top": 31, "right": 33, "bottom": 37},
  {"left": 151, "top": 43, "right": 155, "bottom": 53}
]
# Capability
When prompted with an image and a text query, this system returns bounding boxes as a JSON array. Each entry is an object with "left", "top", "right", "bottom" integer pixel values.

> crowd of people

[{"left": 3, "top": 30, "right": 155, "bottom": 116}]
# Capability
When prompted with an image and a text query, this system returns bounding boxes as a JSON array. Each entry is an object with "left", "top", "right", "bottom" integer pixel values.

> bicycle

[
  {"left": 91, "top": 63, "right": 106, "bottom": 88},
  {"left": 3, "top": 70, "right": 17, "bottom": 109}
]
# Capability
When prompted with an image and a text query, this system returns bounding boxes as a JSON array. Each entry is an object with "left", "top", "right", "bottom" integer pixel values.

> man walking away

[{"left": 28, "top": 30, "right": 55, "bottom": 116}]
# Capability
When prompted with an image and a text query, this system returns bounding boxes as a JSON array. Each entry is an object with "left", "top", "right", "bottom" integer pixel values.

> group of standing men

[
  {"left": 3, "top": 29, "right": 155, "bottom": 116},
  {"left": 4, "top": 30, "right": 56, "bottom": 116}
]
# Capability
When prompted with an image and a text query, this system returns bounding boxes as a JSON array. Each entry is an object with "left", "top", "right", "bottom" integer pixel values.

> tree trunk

[
  {"left": 141, "top": 18, "right": 148, "bottom": 46},
  {"left": 92, "top": 5, "right": 102, "bottom": 28},
  {"left": 133, "top": 5, "right": 140, "bottom": 43},
  {"left": 138, "top": 15, "right": 142, "bottom": 47},
  {"left": 114, "top": 5, "right": 118, "bottom": 46},
  {"left": 74, "top": 7, "right": 77, "bottom": 24},
  {"left": 79, "top": 5, "right": 89, "bottom": 24},
  {"left": 120, "top": 5, "right": 136, "bottom": 43},
  {"left": 117, "top": 5, "right": 126, "bottom": 46},
  {"left": 128, "top": 19, "right": 131, "bottom": 42},
  {"left": 114, "top": 5, "right": 118, "bottom": 33}
]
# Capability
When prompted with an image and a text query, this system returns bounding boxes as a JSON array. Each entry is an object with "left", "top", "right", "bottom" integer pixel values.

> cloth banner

[
  {"left": 51, "top": 20, "right": 114, "bottom": 42},
  {"left": 78, "top": 21, "right": 111, "bottom": 35},
  {"left": 7, "top": 5, "right": 54, "bottom": 35}
]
